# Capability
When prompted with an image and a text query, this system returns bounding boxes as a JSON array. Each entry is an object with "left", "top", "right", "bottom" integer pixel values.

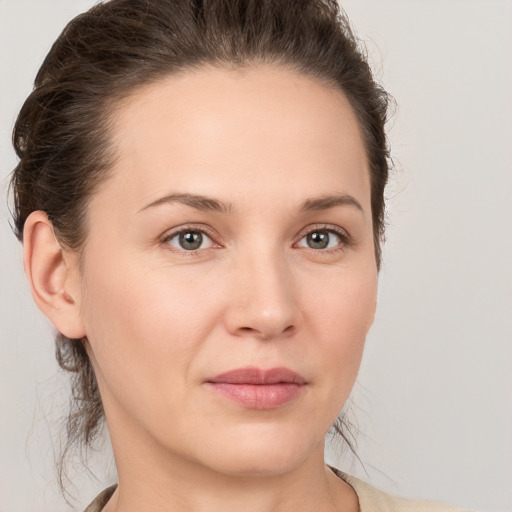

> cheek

[
  {"left": 306, "top": 263, "right": 377, "bottom": 397},
  {"left": 78, "top": 253, "right": 224, "bottom": 403},
  {"left": 311, "top": 261, "right": 377, "bottom": 336}
]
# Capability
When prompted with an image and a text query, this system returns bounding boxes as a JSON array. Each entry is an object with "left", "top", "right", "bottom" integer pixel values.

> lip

[{"left": 204, "top": 367, "right": 307, "bottom": 409}]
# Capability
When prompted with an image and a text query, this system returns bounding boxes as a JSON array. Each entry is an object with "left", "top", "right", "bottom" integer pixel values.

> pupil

[
  {"left": 308, "top": 231, "right": 329, "bottom": 249},
  {"left": 180, "top": 231, "right": 202, "bottom": 250}
]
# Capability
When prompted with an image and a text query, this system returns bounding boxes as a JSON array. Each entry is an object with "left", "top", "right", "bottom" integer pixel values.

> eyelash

[
  {"left": 294, "top": 224, "right": 351, "bottom": 253},
  {"left": 160, "top": 223, "right": 351, "bottom": 255},
  {"left": 160, "top": 224, "right": 220, "bottom": 255}
]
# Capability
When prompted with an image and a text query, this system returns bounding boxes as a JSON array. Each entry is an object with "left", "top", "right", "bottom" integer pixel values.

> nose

[{"left": 224, "top": 251, "right": 301, "bottom": 341}]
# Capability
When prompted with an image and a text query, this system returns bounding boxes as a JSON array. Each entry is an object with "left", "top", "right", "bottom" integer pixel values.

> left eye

[
  {"left": 166, "top": 230, "right": 214, "bottom": 251},
  {"left": 297, "top": 229, "right": 342, "bottom": 250}
]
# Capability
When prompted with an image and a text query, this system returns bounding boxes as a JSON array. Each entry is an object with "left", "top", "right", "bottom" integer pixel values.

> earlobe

[{"left": 23, "top": 211, "right": 86, "bottom": 339}]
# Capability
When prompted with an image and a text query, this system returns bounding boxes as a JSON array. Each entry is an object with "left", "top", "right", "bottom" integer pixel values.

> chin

[{"left": 191, "top": 423, "right": 321, "bottom": 477}]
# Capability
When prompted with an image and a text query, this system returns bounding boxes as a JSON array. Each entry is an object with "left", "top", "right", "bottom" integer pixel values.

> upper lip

[{"left": 206, "top": 366, "right": 307, "bottom": 385}]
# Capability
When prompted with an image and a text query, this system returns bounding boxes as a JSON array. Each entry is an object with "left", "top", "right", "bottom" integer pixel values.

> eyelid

[
  {"left": 293, "top": 223, "right": 351, "bottom": 249},
  {"left": 160, "top": 224, "right": 222, "bottom": 252}
]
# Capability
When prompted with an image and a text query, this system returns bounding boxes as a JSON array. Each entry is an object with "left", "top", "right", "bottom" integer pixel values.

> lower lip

[{"left": 205, "top": 383, "right": 305, "bottom": 409}]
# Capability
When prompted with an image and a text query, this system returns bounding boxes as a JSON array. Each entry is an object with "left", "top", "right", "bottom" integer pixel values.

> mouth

[{"left": 204, "top": 367, "right": 307, "bottom": 409}]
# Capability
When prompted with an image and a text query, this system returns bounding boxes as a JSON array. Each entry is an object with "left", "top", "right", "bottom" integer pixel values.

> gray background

[{"left": 1, "top": 1, "right": 511, "bottom": 511}]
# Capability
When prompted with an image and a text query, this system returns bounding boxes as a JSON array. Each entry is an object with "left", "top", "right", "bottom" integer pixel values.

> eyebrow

[
  {"left": 138, "top": 193, "right": 232, "bottom": 214},
  {"left": 300, "top": 194, "right": 364, "bottom": 214}
]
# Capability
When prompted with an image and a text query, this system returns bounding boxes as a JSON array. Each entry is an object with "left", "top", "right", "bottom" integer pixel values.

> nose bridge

[{"left": 226, "top": 243, "right": 300, "bottom": 339}]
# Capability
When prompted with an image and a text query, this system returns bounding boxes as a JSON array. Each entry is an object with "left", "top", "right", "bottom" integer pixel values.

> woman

[{"left": 8, "top": 1, "right": 470, "bottom": 511}]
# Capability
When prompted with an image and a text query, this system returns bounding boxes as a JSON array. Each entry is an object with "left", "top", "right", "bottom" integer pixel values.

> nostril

[{"left": 236, "top": 324, "right": 295, "bottom": 339}]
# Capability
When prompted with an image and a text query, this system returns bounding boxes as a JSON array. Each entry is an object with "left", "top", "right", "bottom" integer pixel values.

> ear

[{"left": 23, "top": 211, "right": 86, "bottom": 339}]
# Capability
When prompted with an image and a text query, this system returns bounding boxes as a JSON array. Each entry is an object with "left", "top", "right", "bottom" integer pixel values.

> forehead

[{"left": 99, "top": 64, "right": 370, "bottom": 212}]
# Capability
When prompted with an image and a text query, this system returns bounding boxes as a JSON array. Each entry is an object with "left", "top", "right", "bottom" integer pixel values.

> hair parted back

[{"left": 10, "top": 0, "right": 391, "bottom": 488}]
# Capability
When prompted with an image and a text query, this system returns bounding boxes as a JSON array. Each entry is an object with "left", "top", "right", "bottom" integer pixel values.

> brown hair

[{"left": 10, "top": 0, "right": 391, "bottom": 487}]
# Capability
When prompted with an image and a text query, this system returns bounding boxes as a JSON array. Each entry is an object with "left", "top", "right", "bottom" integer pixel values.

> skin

[{"left": 24, "top": 64, "right": 377, "bottom": 511}]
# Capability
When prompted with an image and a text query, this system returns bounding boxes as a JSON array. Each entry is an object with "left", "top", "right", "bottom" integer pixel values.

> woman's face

[{"left": 76, "top": 65, "right": 377, "bottom": 476}]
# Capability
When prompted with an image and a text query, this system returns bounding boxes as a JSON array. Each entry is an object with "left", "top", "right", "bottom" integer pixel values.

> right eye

[{"left": 164, "top": 229, "right": 215, "bottom": 251}]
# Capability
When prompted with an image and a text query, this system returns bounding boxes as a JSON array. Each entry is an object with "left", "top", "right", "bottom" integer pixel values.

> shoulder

[
  {"left": 331, "top": 468, "right": 472, "bottom": 512},
  {"left": 83, "top": 484, "right": 117, "bottom": 512}
]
